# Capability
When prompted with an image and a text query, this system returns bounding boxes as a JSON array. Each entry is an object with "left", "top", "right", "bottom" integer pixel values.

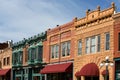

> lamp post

[{"left": 100, "top": 56, "right": 114, "bottom": 80}]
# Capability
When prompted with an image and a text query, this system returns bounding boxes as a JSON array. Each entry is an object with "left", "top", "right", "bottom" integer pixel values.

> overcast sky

[{"left": 0, "top": 0, "right": 120, "bottom": 43}]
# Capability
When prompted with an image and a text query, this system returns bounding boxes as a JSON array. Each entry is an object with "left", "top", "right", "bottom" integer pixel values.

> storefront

[
  {"left": 0, "top": 69, "right": 11, "bottom": 80},
  {"left": 75, "top": 63, "right": 99, "bottom": 80},
  {"left": 114, "top": 58, "right": 120, "bottom": 80},
  {"left": 32, "top": 67, "right": 45, "bottom": 80},
  {"left": 40, "top": 62, "right": 73, "bottom": 80}
]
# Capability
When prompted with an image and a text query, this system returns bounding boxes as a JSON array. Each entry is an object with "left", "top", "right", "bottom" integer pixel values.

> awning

[
  {"left": 102, "top": 70, "right": 109, "bottom": 75},
  {"left": 0, "top": 69, "right": 11, "bottom": 76},
  {"left": 40, "top": 62, "right": 72, "bottom": 74},
  {"left": 75, "top": 63, "right": 99, "bottom": 77}
]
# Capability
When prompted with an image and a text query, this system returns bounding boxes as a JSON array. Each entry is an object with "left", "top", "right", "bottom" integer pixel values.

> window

[
  {"left": 51, "top": 44, "right": 59, "bottom": 59},
  {"left": 85, "top": 35, "right": 101, "bottom": 54},
  {"left": 86, "top": 38, "right": 90, "bottom": 54},
  {"left": 97, "top": 35, "right": 100, "bottom": 52},
  {"left": 90, "top": 36, "right": 96, "bottom": 53},
  {"left": 31, "top": 48, "right": 36, "bottom": 60},
  {"left": 28, "top": 47, "right": 36, "bottom": 61},
  {"left": 61, "top": 41, "right": 70, "bottom": 57},
  {"left": 118, "top": 33, "right": 120, "bottom": 51},
  {"left": 36, "top": 46, "right": 42, "bottom": 60},
  {"left": 19, "top": 51, "right": 23, "bottom": 64},
  {"left": 3, "top": 58, "right": 6, "bottom": 66},
  {"left": 78, "top": 40, "right": 82, "bottom": 55},
  {"left": 7, "top": 57, "right": 10, "bottom": 65},
  {"left": 105, "top": 33, "right": 110, "bottom": 50}
]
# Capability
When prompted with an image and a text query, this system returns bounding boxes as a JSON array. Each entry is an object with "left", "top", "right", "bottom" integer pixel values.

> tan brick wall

[
  {"left": 43, "top": 21, "right": 75, "bottom": 64},
  {"left": 0, "top": 48, "right": 12, "bottom": 69},
  {"left": 73, "top": 8, "right": 115, "bottom": 80}
]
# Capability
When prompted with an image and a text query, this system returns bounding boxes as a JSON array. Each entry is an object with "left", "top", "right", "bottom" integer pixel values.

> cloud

[
  {"left": 0, "top": 0, "right": 120, "bottom": 42},
  {"left": 0, "top": 0, "right": 74, "bottom": 42}
]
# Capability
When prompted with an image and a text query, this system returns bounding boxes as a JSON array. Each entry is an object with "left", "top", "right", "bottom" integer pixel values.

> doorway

[{"left": 85, "top": 76, "right": 99, "bottom": 80}]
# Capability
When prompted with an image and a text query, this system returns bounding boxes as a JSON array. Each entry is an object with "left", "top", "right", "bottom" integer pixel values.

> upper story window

[
  {"left": 18, "top": 51, "right": 23, "bottom": 64},
  {"left": 12, "top": 52, "right": 17, "bottom": 65},
  {"left": 118, "top": 33, "right": 120, "bottom": 51},
  {"left": 12, "top": 50, "right": 23, "bottom": 66},
  {"left": 36, "top": 46, "right": 42, "bottom": 60},
  {"left": 7, "top": 57, "right": 10, "bottom": 65},
  {"left": 28, "top": 46, "right": 36, "bottom": 61},
  {"left": 3, "top": 58, "right": 6, "bottom": 66},
  {"left": 61, "top": 41, "right": 70, "bottom": 57},
  {"left": 105, "top": 32, "right": 110, "bottom": 50},
  {"left": 97, "top": 35, "right": 101, "bottom": 52},
  {"left": 51, "top": 44, "right": 59, "bottom": 59},
  {"left": 86, "top": 38, "right": 90, "bottom": 54},
  {"left": 90, "top": 36, "right": 96, "bottom": 53},
  {"left": 78, "top": 40, "right": 82, "bottom": 55},
  {"left": 85, "top": 35, "right": 101, "bottom": 54}
]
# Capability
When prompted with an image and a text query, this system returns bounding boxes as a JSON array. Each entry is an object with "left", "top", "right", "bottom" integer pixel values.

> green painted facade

[{"left": 12, "top": 32, "right": 46, "bottom": 80}]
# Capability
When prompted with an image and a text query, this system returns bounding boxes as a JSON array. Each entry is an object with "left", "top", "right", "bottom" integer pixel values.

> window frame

[
  {"left": 85, "top": 35, "right": 101, "bottom": 54},
  {"left": 78, "top": 39, "right": 82, "bottom": 55},
  {"left": 61, "top": 41, "right": 71, "bottom": 57},
  {"left": 7, "top": 57, "right": 10, "bottom": 65},
  {"left": 105, "top": 32, "right": 110, "bottom": 50},
  {"left": 51, "top": 44, "right": 59, "bottom": 59}
]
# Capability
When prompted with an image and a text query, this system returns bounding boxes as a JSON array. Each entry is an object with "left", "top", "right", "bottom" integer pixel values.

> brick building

[
  {"left": 0, "top": 41, "right": 12, "bottom": 80},
  {"left": 41, "top": 20, "right": 75, "bottom": 80},
  {"left": 12, "top": 32, "right": 46, "bottom": 80},
  {"left": 113, "top": 11, "right": 120, "bottom": 80},
  {"left": 74, "top": 2, "right": 115, "bottom": 80}
]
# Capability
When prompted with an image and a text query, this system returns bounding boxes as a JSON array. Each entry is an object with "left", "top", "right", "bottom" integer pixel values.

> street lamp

[{"left": 100, "top": 56, "right": 114, "bottom": 80}]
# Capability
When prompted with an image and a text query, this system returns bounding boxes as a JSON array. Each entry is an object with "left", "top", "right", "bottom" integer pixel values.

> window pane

[
  {"left": 86, "top": 38, "right": 90, "bottom": 53},
  {"left": 67, "top": 42, "right": 70, "bottom": 56},
  {"left": 78, "top": 40, "right": 82, "bottom": 55},
  {"left": 105, "top": 33, "right": 110, "bottom": 50},
  {"left": 51, "top": 46, "right": 54, "bottom": 58},
  {"left": 97, "top": 35, "right": 100, "bottom": 52},
  {"left": 62, "top": 43, "right": 66, "bottom": 56},
  {"left": 55, "top": 45, "right": 59, "bottom": 58},
  {"left": 90, "top": 36, "right": 95, "bottom": 53},
  {"left": 37, "top": 46, "right": 42, "bottom": 60},
  {"left": 118, "top": 33, "right": 120, "bottom": 51}
]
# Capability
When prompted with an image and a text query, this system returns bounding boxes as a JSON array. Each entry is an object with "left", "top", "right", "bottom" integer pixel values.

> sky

[{"left": 0, "top": 0, "right": 120, "bottom": 43}]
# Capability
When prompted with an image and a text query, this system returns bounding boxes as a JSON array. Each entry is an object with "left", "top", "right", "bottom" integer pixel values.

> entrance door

[{"left": 85, "top": 76, "right": 99, "bottom": 80}]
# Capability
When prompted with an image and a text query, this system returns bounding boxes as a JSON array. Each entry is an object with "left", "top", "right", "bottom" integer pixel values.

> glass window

[
  {"left": 62, "top": 43, "right": 66, "bottom": 57},
  {"left": 97, "top": 35, "right": 100, "bottom": 52},
  {"left": 51, "top": 46, "right": 54, "bottom": 58},
  {"left": 85, "top": 35, "right": 101, "bottom": 54},
  {"left": 118, "top": 33, "right": 120, "bottom": 51},
  {"left": 19, "top": 51, "right": 23, "bottom": 64},
  {"left": 61, "top": 41, "right": 71, "bottom": 57},
  {"left": 28, "top": 47, "right": 36, "bottom": 61},
  {"left": 3, "top": 58, "right": 6, "bottom": 66},
  {"left": 7, "top": 57, "right": 10, "bottom": 65},
  {"left": 55, "top": 45, "right": 59, "bottom": 58},
  {"left": 86, "top": 38, "right": 90, "bottom": 54},
  {"left": 51, "top": 44, "right": 59, "bottom": 59},
  {"left": 105, "top": 33, "right": 110, "bottom": 50},
  {"left": 78, "top": 40, "right": 82, "bottom": 55},
  {"left": 67, "top": 42, "right": 70, "bottom": 56},
  {"left": 90, "top": 36, "right": 96, "bottom": 53},
  {"left": 37, "top": 46, "right": 42, "bottom": 60}
]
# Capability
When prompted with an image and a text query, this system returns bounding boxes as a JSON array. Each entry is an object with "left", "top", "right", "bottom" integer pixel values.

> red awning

[
  {"left": 40, "top": 62, "right": 72, "bottom": 74},
  {"left": 75, "top": 63, "right": 99, "bottom": 77},
  {"left": 0, "top": 69, "right": 11, "bottom": 76},
  {"left": 102, "top": 70, "right": 109, "bottom": 75}
]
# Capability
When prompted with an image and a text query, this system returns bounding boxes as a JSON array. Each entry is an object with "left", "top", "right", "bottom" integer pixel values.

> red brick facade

[{"left": 43, "top": 20, "right": 75, "bottom": 64}]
